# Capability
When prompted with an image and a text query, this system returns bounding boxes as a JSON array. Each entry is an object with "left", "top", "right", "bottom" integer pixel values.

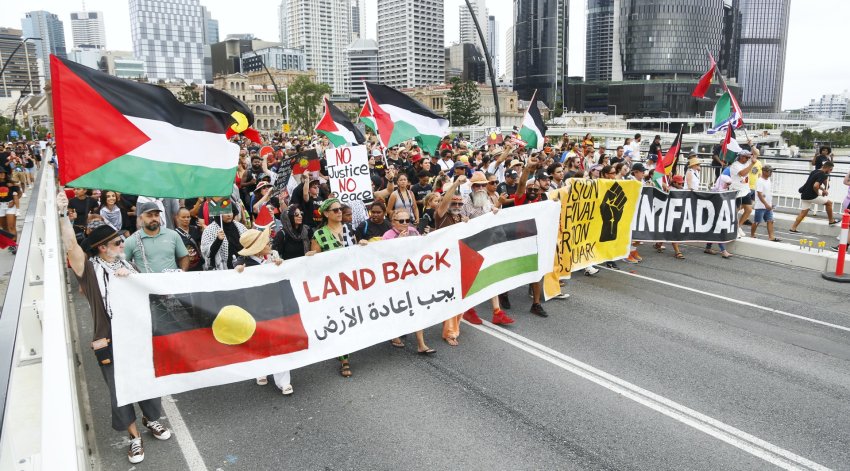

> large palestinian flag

[
  {"left": 315, "top": 97, "right": 365, "bottom": 147},
  {"left": 519, "top": 90, "right": 547, "bottom": 150},
  {"left": 359, "top": 101, "right": 377, "bottom": 133},
  {"left": 50, "top": 55, "right": 238, "bottom": 197},
  {"left": 364, "top": 81, "right": 448, "bottom": 155},
  {"left": 707, "top": 90, "right": 743, "bottom": 135},
  {"left": 459, "top": 219, "right": 539, "bottom": 298},
  {"left": 149, "top": 279, "right": 307, "bottom": 377},
  {"left": 205, "top": 86, "right": 262, "bottom": 144}
]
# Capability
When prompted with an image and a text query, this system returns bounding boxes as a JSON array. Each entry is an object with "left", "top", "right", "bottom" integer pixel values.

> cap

[
  {"left": 410, "top": 154, "right": 423, "bottom": 163},
  {"left": 536, "top": 171, "right": 550, "bottom": 180},
  {"left": 138, "top": 202, "right": 161, "bottom": 214},
  {"left": 672, "top": 175, "right": 685, "bottom": 184},
  {"left": 631, "top": 162, "right": 648, "bottom": 173},
  {"left": 506, "top": 169, "right": 519, "bottom": 178},
  {"left": 371, "top": 149, "right": 382, "bottom": 157},
  {"left": 453, "top": 161, "right": 468, "bottom": 169}
]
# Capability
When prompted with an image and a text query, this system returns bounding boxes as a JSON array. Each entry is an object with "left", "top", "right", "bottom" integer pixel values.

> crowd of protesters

[
  {"left": 0, "top": 141, "right": 41, "bottom": 254},
  {"left": 45, "top": 125, "right": 850, "bottom": 464}
]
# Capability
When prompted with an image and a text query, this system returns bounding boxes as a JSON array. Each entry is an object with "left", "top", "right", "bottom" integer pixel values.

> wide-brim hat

[
  {"left": 688, "top": 157, "right": 701, "bottom": 167},
  {"left": 469, "top": 171, "right": 487, "bottom": 184},
  {"left": 81, "top": 225, "right": 121, "bottom": 254},
  {"left": 237, "top": 227, "right": 271, "bottom": 256},
  {"left": 254, "top": 181, "right": 271, "bottom": 193}
]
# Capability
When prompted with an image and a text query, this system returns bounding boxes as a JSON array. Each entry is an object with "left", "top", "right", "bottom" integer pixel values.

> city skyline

[{"left": 2, "top": 0, "right": 846, "bottom": 110}]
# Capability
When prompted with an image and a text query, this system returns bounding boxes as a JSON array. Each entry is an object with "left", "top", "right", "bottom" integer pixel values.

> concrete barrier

[{"left": 725, "top": 237, "right": 848, "bottom": 272}]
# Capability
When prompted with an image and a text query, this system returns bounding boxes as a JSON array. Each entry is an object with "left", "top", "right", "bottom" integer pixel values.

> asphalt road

[{"left": 71, "top": 245, "right": 850, "bottom": 471}]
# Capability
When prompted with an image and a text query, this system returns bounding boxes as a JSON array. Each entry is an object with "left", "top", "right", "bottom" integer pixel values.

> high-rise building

[
  {"left": 284, "top": 0, "right": 351, "bottom": 95},
  {"left": 585, "top": 0, "right": 616, "bottom": 81},
  {"left": 487, "top": 15, "right": 498, "bottom": 79},
  {"left": 351, "top": 0, "right": 366, "bottom": 40},
  {"left": 348, "top": 38, "right": 379, "bottom": 103},
  {"left": 459, "top": 0, "right": 492, "bottom": 78},
  {"left": 202, "top": 7, "right": 220, "bottom": 45},
  {"left": 67, "top": 46, "right": 103, "bottom": 69},
  {"left": 210, "top": 35, "right": 278, "bottom": 77},
  {"left": 446, "top": 43, "right": 486, "bottom": 83},
  {"left": 278, "top": 1, "right": 289, "bottom": 47},
  {"left": 378, "top": 0, "right": 444, "bottom": 88},
  {"left": 242, "top": 46, "right": 307, "bottom": 72},
  {"left": 70, "top": 11, "right": 106, "bottom": 49},
  {"left": 735, "top": 0, "right": 790, "bottom": 113},
  {"left": 21, "top": 10, "right": 67, "bottom": 81},
  {"left": 513, "top": 0, "right": 569, "bottom": 107},
  {"left": 504, "top": 24, "right": 514, "bottom": 80},
  {"left": 0, "top": 28, "right": 40, "bottom": 98},
  {"left": 99, "top": 50, "right": 146, "bottom": 79},
  {"left": 619, "top": 1, "right": 724, "bottom": 80},
  {"left": 129, "top": 0, "right": 206, "bottom": 82}
]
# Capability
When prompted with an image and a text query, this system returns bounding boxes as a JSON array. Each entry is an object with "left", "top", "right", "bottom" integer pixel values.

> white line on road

[
  {"left": 602, "top": 267, "right": 850, "bottom": 333},
  {"left": 161, "top": 395, "right": 208, "bottom": 471},
  {"left": 466, "top": 320, "right": 831, "bottom": 471}
]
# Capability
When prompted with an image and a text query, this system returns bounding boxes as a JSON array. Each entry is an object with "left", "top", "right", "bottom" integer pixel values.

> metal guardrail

[{"left": 0, "top": 165, "right": 88, "bottom": 470}]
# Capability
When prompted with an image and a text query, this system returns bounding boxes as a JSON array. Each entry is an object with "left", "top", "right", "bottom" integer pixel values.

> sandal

[
  {"left": 340, "top": 362, "right": 352, "bottom": 377},
  {"left": 444, "top": 336, "right": 458, "bottom": 346},
  {"left": 829, "top": 220, "right": 839, "bottom": 226},
  {"left": 390, "top": 338, "right": 405, "bottom": 348},
  {"left": 789, "top": 228, "right": 800, "bottom": 233},
  {"left": 655, "top": 243, "right": 665, "bottom": 252},
  {"left": 674, "top": 252, "right": 685, "bottom": 259},
  {"left": 721, "top": 251, "right": 732, "bottom": 259},
  {"left": 417, "top": 348, "right": 436, "bottom": 355},
  {"left": 704, "top": 248, "right": 718, "bottom": 255}
]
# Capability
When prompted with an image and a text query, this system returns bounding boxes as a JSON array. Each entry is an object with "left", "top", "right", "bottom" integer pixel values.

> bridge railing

[{"left": 0, "top": 165, "right": 89, "bottom": 470}]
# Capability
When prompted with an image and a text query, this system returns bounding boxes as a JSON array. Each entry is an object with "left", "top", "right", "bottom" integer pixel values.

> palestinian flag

[
  {"left": 315, "top": 97, "right": 365, "bottom": 147},
  {"left": 692, "top": 52, "right": 716, "bottom": 99},
  {"left": 205, "top": 86, "right": 263, "bottom": 144},
  {"left": 707, "top": 90, "right": 743, "bottom": 135},
  {"left": 459, "top": 219, "right": 538, "bottom": 298},
  {"left": 721, "top": 126, "right": 743, "bottom": 164},
  {"left": 519, "top": 90, "right": 547, "bottom": 150},
  {"left": 50, "top": 56, "right": 238, "bottom": 198},
  {"left": 149, "top": 279, "right": 307, "bottom": 377},
  {"left": 364, "top": 81, "right": 448, "bottom": 155},
  {"left": 358, "top": 101, "right": 377, "bottom": 133}
]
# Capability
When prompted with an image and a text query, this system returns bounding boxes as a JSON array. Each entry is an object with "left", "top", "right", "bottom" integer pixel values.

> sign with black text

[{"left": 631, "top": 188, "right": 738, "bottom": 243}]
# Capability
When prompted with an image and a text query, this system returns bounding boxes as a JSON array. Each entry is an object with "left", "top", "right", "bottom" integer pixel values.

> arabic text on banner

[{"left": 109, "top": 203, "right": 560, "bottom": 406}]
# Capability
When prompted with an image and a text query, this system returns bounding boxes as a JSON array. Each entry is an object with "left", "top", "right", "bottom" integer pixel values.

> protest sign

[
  {"left": 110, "top": 203, "right": 560, "bottom": 405},
  {"left": 273, "top": 152, "right": 297, "bottom": 194},
  {"left": 631, "top": 188, "right": 738, "bottom": 243},
  {"left": 326, "top": 145, "right": 373, "bottom": 203},
  {"left": 544, "top": 179, "right": 641, "bottom": 299}
]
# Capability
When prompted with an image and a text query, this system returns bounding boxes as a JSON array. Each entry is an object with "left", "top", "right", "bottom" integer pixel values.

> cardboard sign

[{"left": 325, "top": 145, "right": 373, "bottom": 203}]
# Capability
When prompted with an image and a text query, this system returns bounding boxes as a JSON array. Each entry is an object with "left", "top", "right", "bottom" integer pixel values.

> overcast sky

[{"left": 4, "top": 0, "right": 845, "bottom": 110}]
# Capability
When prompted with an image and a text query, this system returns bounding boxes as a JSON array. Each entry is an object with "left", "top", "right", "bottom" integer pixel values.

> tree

[
  {"left": 446, "top": 77, "right": 481, "bottom": 127},
  {"left": 176, "top": 83, "right": 201, "bottom": 104},
  {"left": 279, "top": 76, "right": 332, "bottom": 133}
]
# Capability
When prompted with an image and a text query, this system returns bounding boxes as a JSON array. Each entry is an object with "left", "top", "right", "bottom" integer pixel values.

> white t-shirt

[
  {"left": 685, "top": 168, "right": 700, "bottom": 190},
  {"left": 629, "top": 141, "right": 642, "bottom": 160},
  {"left": 728, "top": 160, "right": 751, "bottom": 197},
  {"left": 438, "top": 158, "right": 454, "bottom": 172},
  {"left": 754, "top": 178, "right": 772, "bottom": 210}
]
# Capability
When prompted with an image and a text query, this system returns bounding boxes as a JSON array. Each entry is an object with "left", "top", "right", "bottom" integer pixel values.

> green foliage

[
  {"left": 176, "top": 84, "right": 201, "bottom": 104},
  {"left": 446, "top": 77, "right": 481, "bottom": 127},
  {"left": 781, "top": 128, "right": 850, "bottom": 149},
  {"left": 281, "top": 76, "right": 332, "bottom": 133}
]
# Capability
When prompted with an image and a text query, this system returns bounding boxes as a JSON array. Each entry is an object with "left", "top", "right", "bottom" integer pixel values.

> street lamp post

[{"left": 0, "top": 37, "right": 42, "bottom": 97}]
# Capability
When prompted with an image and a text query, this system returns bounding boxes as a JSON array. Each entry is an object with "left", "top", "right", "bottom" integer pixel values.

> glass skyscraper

[
  {"left": 585, "top": 0, "right": 615, "bottom": 81},
  {"left": 735, "top": 0, "right": 791, "bottom": 113},
  {"left": 21, "top": 10, "right": 67, "bottom": 81},
  {"left": 619, "top": 0, "right": 724, "bottom": 80},
  {"left": 513, "top": 0, "right": 568, "bottom": 108}
]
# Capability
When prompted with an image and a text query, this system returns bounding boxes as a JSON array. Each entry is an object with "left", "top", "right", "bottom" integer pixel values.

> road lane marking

[
  {"left": 601, "top": 267, "right": 850, "bottom": 333},
  {"left": 162, "top": 395, "right": 207, "bottom": 471},
  {"left": 467, "top": 320, "right": 831, "bottom": 471}
]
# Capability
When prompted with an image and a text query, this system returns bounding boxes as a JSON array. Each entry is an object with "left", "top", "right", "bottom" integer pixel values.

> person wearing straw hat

[
  {"left": 232, "top": 228, "right": 292, "bottom": 395},
  {"left": 685, "top": 152, "right": 701, "bottom": 191}
]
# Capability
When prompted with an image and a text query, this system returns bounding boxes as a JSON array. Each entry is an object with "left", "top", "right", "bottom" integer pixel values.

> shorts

[
  {"left": 754, "top": 209, "right": 774, "bottom": 223},
  {"left": 800, "top": 196, "right": 829, "bottom": 210},
  {"left": 0, "top": 202, "right": 16, "bottom": 217},
  {"left": 735, "top": 194, "right": 753, "bottom": 207}
]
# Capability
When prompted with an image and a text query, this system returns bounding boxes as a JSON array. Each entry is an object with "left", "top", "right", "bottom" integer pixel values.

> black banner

[{"left": 631, "top": 188, "right": 738, "bottom": 243}]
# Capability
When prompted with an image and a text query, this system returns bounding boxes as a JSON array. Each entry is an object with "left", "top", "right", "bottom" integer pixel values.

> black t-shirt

[
  {"left": 496, "top": 182, "right": 517, "bottom": 198},
  {"left": 648, "top": 142, "right": 661, "bottom": 157},
  {"left": 711, "top": 144, "right": 723, "bottom": 166},
  {"left": 355, "top": 219, "right": 391, "bottom": 241},
  {"left": 68, "top": 196, "right": 99, "bottom": 228},
  {"left": 411, "top": 183, "right": 432, "bottom": 203},
  {"left": 799, "top": 170, "right": 829, "bottom": 200},
  {"left": 0, "top": 180, "right": 20, "bottom": 203},
  {"left": 814, "top": 155, "right": 831, "bottom": 170},
  {"left": 290, "top": 182, "right": 328, "bottom": 227}
]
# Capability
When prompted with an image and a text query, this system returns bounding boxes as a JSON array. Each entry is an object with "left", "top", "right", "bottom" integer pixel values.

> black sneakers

[{"left": 530, "top": 303, "right": 548, "bottom": 317}]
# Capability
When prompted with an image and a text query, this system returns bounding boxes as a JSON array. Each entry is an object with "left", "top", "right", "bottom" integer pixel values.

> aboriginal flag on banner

[
  {"left": 459, "top": 219, "right": 538, "bottom": 298},
  {"left": 149, "top": 279, "right": 308, "bottom": 377}
]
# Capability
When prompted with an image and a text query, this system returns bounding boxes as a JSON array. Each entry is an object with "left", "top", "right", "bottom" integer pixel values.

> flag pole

[{"left": 705, "top": 45, "right": 750, "bottom": 141}]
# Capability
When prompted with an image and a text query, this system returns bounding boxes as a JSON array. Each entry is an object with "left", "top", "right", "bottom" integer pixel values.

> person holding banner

[
  {"left": 57, "top": 191, "right": 173, "bottom": 464},
  {"left": 434, "top": 176, "right": 468, "bottom": 345},
  {"left": 308, "top": 198, "right": 367, "bottom": 376}
]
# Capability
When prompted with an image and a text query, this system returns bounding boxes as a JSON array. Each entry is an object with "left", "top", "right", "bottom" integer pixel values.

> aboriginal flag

[
  {"left": 458, "top": 219, "right": 538, "bottom": 298},
  {"left": 291, "top": 148, "right": 320, "bottom": 175},
  {"left": 150, "top": 279, "right": 307, "bottom": 377}
]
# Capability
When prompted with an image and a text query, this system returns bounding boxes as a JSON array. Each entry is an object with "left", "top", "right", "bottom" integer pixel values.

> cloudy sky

[{"left": 5, "top": 0, "right": 845, "bottom": 110}]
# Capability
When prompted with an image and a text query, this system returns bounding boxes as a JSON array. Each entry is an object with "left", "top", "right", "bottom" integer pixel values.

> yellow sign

[
  {"left": 282, "top": 123, "right": 291, "bottom": 133},
  {"left": 543, "top": 179, "right": 641, "bottom": 299}
]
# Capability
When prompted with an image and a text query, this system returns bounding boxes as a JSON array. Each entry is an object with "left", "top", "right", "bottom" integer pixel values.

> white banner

[
  {"left": 325, "top": 145, "right": 373, "bottom": 203},
  {"left": 110, "top": 203, "right": 560, "bottom": 405}
]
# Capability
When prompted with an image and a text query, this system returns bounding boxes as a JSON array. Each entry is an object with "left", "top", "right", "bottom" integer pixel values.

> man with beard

[
  {"left": 123, "top": 203, "right": 189, "bottom": 273},
  {"left": 57, "top": 192, "right": 173, "bottom": 464},
  {"left": 434, "top": 175, "right": 467, "bottom": 345},
  {"left": 460, "top": 171, "right": 515, "bottom": 326}
]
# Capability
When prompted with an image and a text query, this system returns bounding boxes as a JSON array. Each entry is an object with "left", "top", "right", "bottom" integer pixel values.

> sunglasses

[
  {"left": 109, "top": 238, "right": 125, "bottom": 247},
  {"left": 472, "top": 183, "right": 487, "bottom": 189},
  {"left": 327, "top": 207, "right": 343, "bottom": 213},
  {"left": 487, "top": 181, "right": 497, "bottom": 185},
  {"left": 394, "top": 218, "right": 411, "bottom": 224},
  {"left": 450, "top": 202, "right": 463, "bottom": 206}
]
